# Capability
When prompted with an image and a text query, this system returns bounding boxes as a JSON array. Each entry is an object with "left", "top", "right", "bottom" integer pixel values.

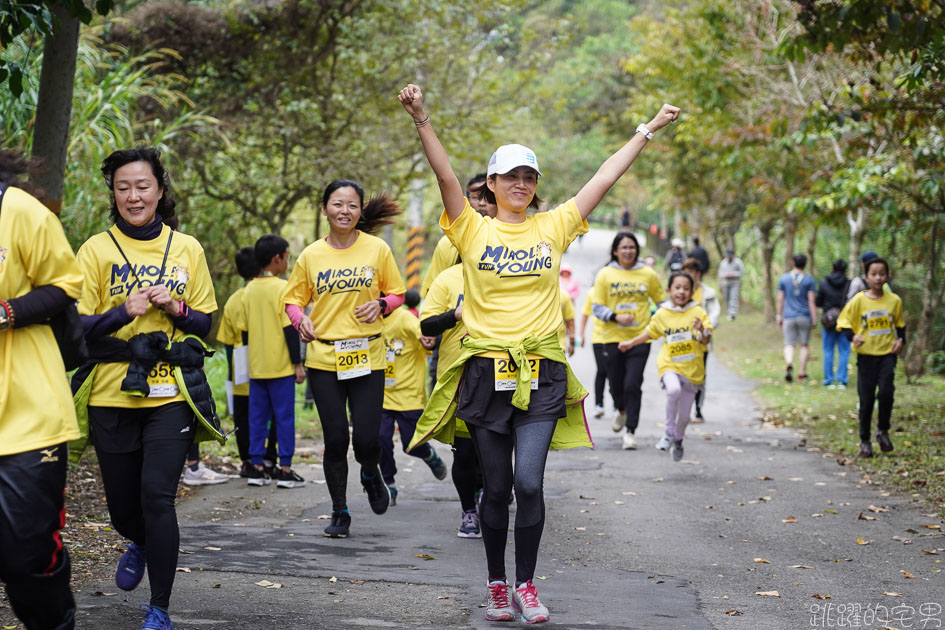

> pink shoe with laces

[
  {"left": 512, "top": 579, "right": 550, "bottom": 624},
  {"left": 485, "top": 580, "right": 516, "bottom": 621}
]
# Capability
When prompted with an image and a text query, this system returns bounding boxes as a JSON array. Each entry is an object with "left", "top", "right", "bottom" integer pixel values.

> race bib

[
  {"left": 384, "top": 349, "right": 396, "bottom": 388},
  {"left": 335, "top": 338, "right": 371, "bottom": 380},
  {"left": 666, "top": 331, "right": 695, "bottom": 363},
  {"left": 494, "top": 357, "right": 539, "bottom": 392},
  {"left": 616, "top": 301, "right": 638, "bottom": 314},
  {"left": 147, "top": 362, "right": 179, "bottom": 398},
  {"left": 866, "top": 309, "right": 891, "bottom": 337}
]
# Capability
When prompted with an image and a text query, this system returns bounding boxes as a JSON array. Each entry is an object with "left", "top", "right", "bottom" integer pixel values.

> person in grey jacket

[{"left": 718, "top": 248, "right": 745, "bottom": 320}]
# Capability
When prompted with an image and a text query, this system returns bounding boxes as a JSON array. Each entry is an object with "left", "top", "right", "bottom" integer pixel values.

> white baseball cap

[
  {"left": 671, "top": 238, "right": 685, "bottom": 248},
  {"left": 487, "top": 144, "right": 542, "bottom": 177}
]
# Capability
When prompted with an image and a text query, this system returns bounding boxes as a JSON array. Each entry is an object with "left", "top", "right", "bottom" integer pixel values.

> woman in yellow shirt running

[{"left": 399, "top": 83, "right": 678, "bottom": 624}]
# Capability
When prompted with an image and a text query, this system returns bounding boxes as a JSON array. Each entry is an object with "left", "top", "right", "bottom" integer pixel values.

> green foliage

[{"left": 928, "top": 351, "right": 945, "bottom": 376}]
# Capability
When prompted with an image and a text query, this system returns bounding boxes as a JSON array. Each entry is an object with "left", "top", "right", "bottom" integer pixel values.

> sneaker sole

[
  {"left": 247, "top": 479, "right": 270, "bottom": 486},
  {"left": 457, "top": 531, "right": 482, "bottom": 539},
  {"left": 277, "top": 482, "right": 306, "bottom": 488},
  {"left": 521, "top": 614, "right": 550, "bottom": 624},
  {"left": 183, "top": 478, "right": 229, "bottom": 486},
  {"left": 323, "top": 532, "right": 349, "bottom": 538},
  {"left": 484, "top": 612, "right": 515, "bottom": 621}
]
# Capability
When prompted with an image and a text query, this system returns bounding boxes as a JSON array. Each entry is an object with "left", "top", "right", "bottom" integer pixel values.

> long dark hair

[
  {"left": 0, "top": 147, "right": 45, "bottom": 199},
  {"left": 321, "top": 179, "right": 400, "bottom": 236},
  {"left": 101, "top": 147, "right": 178, "bottom": 230},
  {"left": 608, "top": 231, "right": 640, "bottom": 266}
]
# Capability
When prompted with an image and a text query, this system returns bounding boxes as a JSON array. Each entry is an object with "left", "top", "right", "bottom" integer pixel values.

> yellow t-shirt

[
  {"left": 592, "top": 263, "right": 665, "bottom": 343},
  {"left": 382, "top": 307, "right": 429, "bottom": 411},
  {"left": 244, "top": 275, "right": 295, "bottom": 379},
  {"left": 420, "top": 234, "right": 460, "bottom": 298},
  {"left": 558, "top": 292, "right": 576, "bottom": 350},
  {"left": 692, "top": 283, "right": 703, "bottom": 305},
  {"left": 283, "top": 231, "right": 406, "bottom": 372},
  {"left": 77, "top": 224, "right": 217, "bottom": 408},
  {"left": 440, "top": 198, "right": 588, "bottom": 351},
  {"left": 646, "top": 302, "right": 713, "bottom": 384},
  {"left": 0, "top": 187, "right": 83, "bottom": 455},
  {"left": 582, "top": 293, "right": 604, "bottom": 344},
  {"left": 216, "top": 284, "right": 250, "bottom": 395},
  {"left": 837, "top": 290, "right": 904, "bottom": 356},
  {"left": 420, "top": 263, "right": 466, "bottom": 380}
]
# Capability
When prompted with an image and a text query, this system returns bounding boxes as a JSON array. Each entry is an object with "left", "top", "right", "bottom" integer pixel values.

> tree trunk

[
  {"left": 846, "top": 206, "right": 868, "bottom": 275},
  {"left": 782, "top": 212, "right": 797, "bottom": 271},
  {"left": 760, "top": 222, "right": 777, "bottom": 324},
  {"left": 806, "top": 223, "right": 819, "bottom": 278},
  {"left": 30, "top": 4, "right": 80, "bottom": 215},
  {"left": 673, "top": 208, "right": 683, "bottom": 242},
  {"left": 904, "top": 216, "right": 945, "bottom": 380}
]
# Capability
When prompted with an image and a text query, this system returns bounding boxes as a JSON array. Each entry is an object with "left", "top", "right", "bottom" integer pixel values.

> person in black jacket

[
  {"left": 816, "top": 259, "right": 851, "bottom": 389},
  {"left": 688, "top": 237, "right": 710, "bottom": 274}
]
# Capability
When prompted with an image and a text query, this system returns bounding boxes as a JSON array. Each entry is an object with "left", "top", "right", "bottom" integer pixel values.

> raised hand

[
  {"left": 646, "top": 104, "right": 681, "bottom": 133},
  {"left": 398, "top": 84, "right": 426, "bottom": 121}
]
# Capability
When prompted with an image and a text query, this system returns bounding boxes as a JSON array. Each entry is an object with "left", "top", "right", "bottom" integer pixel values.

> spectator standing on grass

[
  {"left": 846, "top": 251, "right": 878, "bottom": 301},
  {"left": 717, "top": 248, "right": 744, "bottom": 321},
  {"left": 815, "top": 259, "right": 851, "bottom": 390},
  {"left": 776, "top": 254, "right": 817, "bottom": 383},
  {"left": 687, "top": 237, "right": 710, "bottom": 274},
  {"left": 664, "top": 238, "right": 685, "bottom": 272}
]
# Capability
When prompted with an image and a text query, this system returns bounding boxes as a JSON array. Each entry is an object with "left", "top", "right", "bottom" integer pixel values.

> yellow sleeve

[
  {"left": 421, "top": 274, "right": 453, "bottom": 318},
  {"left": 591, "top": 268, "right": 608, "bottom": 311},
  {"left": 216, "top": 299, "right": 236, "bottom": 344},
  {"left": 25, "top": 211, "right": 83, "bottom": 299},
  {"left": 282, "top": 251, "right": 313, "bottom": 308},
  {"left": 892, "top": 295, "right": 905, "bottom": 328},
  {"left": 582, "top": 294, "right": 592, "bottom": 316},
  {"left": 378, "top": 243, "right": 406, "bottom": 297},
  {"left": 187, "top": 247, "right": 217, "bottom": 314},
  {"left": 646, "top": 310, "right": 664, "bottom": 339},
  {"left": 439, "top": 198, "right": 481, "bottom": 256},
  {"left": 76, "top": 240, "right": 104, "bottom": 316},
  {"left": 420, "top": 235, "right": 455, "bottom": 297},
  {"left": 543, "top": 198, "right": 589, "bottom": 250},
  {"left": 561, "top": 294, "right": 575, "bottom": 320},
  {"left": 836, "top": 298, "right": 857, "bottom": 333},
  {"left": 648, "top": 269, "right": 666, "bottom": 304}
]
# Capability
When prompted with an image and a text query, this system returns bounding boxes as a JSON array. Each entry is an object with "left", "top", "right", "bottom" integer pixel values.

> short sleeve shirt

[{"left": 778, "top": 271, "right": 816, "bottom": 319}]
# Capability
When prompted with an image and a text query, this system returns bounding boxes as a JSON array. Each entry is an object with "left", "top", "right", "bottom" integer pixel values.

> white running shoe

[
  {"left": 512, "top": 580, "right": 550, "bottom": 624},
  {"left": 183, "top": 463, "right": 230, "bottom": 486},
  {"left": 593, "top": 405, "right": 605, "bottom": 418},
  {"left": 621, "top": 432, "right": 637, "bottom": 450},
  {"left": 656, "top": 434, "right": 671, "bottom": 451},
  {"left": 611, "top": 410, "right": 626, "bottom": 433},
  {"left": 485, "top": 580, "right": 516, "bottom": 621}
]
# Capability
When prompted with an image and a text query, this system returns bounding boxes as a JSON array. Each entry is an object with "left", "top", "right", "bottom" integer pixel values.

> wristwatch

[{"left": 636, "top": 123, "right": 654, "bottom": 140}]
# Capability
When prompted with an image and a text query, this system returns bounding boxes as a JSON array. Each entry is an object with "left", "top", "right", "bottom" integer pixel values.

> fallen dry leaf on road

[
  {"left": 328, "top": 576, "right": 337, "bottom": 583},
  {"left": 856, "top": 537, "right": 872, "bottom": 545},
  {"left": 757, "top": 475, "right": 773, "bottom": 481},
  {"left": 755, "top": 591, "right": 780, "bottom": 597},
  {"left": 858, "top": 513, "right": 878, "bottom": 521},
  {"left": 753, "top": 558, "right": 771, "bottom": 564},
  {"left": 415, "top": 554, "right": 436, "bottom": 560},
  {"left": 901, "top": 570, "right": 915, "bottom": 579},
  {"left": 782, "top": 516, "right": 797, "bottom": 523},
  {"left": 790, "top": 565, "right": 813, "bottom": 569},
  {"left": 811, "top": 594, "right": 831, "bottom": 600},
  {"left": 204, "top": 546, "right": 221, "bottom": 551},
  {"left": 652, "top": 478, "right": 664, "bottom": 483},
  {"left": 868, "top": 505, "right": 889, "bottom": 513},
  {"left": 884, "top": 591, "right": 902, "bottom": 597},
  {"left": 255, "top": 580, "right": 283, "bottom": 588},
  {"left": 91, "top": 591, "right": 116, "bottom": 596},
  {"left": 349, "top": 580, "right": 365, "bottom": 584},
  {"left": 175, "top": 567, "right": 191, "bottom": 573},
  {"left": 922, "top": 549, "right": 940, "bottom": 555},
  {"left": 892, "top": 536, "right": 913, "bottom": 544},
  {"left": 725, "top": 610, "right": 743, "bottom": 616},
  {"left": 824, "top": 509, "right": 838, "bottom": 514},
  {"left": 922, "top": 525, "right": 941, "bottom": 530}
]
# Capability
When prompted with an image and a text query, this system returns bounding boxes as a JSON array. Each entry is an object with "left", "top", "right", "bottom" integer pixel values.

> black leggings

[
  {"left": 592, "top": 343, "right": 608, "bottom": 407},
  {"left": 603, "top": 342, "right": 651, "bottom": 433},
  {"left": 856, "top": 354, "right": 897, "bottom": 443},
  {"left": 89, "top": 403, "right": 194, "bottom": 610},
  {"left": 451, "top": 436, "right": 481, "bottom": 512},
  {"left": 308, "top": 369, "right": 385, "bottom": 512},
  {"left": 469, "top": 421, "right": 556, "bottom": 585}
]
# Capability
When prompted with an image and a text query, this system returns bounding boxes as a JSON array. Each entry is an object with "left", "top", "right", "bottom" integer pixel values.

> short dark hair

[
  {"left": 668, "top": 271, "right": 695, "bottom": 291},
  {"left": 255, "top": 234, "right": 288, "bottom": 267},
  {"left": 681, "top": 257, "right": 702, "bottom": 274},
  {"left": 102, "top": 147, "right": 177, "bottom": 230},
  {"left": 404, "top": 289, "right": 421, "bottom": 309},
  {"left": 466, "top": 173, "right": 487, "bottom": 189},
  {"left": 608, "top": 232, "right": 640, "bottom": 266},
  {"left": 235, "top": 246, "right": 260, "bottom": 280},
  {"left": 793, "top": 253, "right": 807, "bottom": 269},
  {"left": 693, "top": 237, "right": 701, "bottom": 246},
  {"left": 831, "top": 259, "right": 848, "bottom": 273},
  {"left": 865, "top": 257, "right": 889, "bottom": 276}
]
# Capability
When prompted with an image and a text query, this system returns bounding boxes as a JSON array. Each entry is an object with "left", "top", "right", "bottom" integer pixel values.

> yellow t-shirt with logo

[
  {"left": 420, "top": 234, "right": 460, "bottom": 298},
  {"left": 283, "top": 232, "right": 405, "bottom": 372},
  {"left": 646, "top": 302, "right": 713, "bottom": 384},
  {"left": 77, "top": 224, "right": 217, "bottom": 408},
  {"left": 837, "top": 290, "right": 904, "bottom": 356},
  {"left": 592, "top": 263, "right": 665, "bottom": 343},
  {"left": 420, "top": 263, "right": 466, "bottom": 380},
  {"left": 382, "top": 307, "right": 429, "bottom": 411},
  {"left": 558, "top": 292, "right": 576, "bottom": 350},
  {"left": 440, "top": 198, "right": 588, "bottom": 352},
  {"left": 216, "top": 284, "right": 250, "bottom": 395},
  {"left": 582, "top": 294, "right": 604, "bottom": 344},
  {"left": 244, "top": 275, "right": 295, "bottom": 379},
  {"left": 0, "top": 187, "right": 83, "bottom": 456}
]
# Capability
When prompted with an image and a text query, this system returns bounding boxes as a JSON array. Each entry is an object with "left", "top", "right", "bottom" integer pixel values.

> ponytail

[{"left": 356, "top": 193, "right": 401, "bottom": 235}]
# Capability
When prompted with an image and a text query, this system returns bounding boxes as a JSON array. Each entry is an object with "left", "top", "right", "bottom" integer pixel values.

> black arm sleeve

[
  {"left": 170, "top": 308, "right": 212, "bottom": 339},
  {"left": 840, "top": 327, "right": 855, "bottom": 342},
  {"left": 82, "top": 304, "right": 134, "bottom": 339},
  {"left": 241, "top": 330, "right": 248, "bottom": 345},
  {"left": 225, "top": 344, "right": 233, "bottom": 376},
  {"left": 420, "top": 309, "right": 457, "bottom": 337},
  {"left": 6, "top": 285, "right": 71, "bottom": 328},
  {"left": 283, "top": 325, "right": 302, "bottom": 364},
  {"left": 896, "top": 326, "right": 906, "bottom": 341}
]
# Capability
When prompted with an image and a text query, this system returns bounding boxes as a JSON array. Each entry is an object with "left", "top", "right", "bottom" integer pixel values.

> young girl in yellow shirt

[{"left": 619, "top": 272, "right": 712, "bottom": 462}]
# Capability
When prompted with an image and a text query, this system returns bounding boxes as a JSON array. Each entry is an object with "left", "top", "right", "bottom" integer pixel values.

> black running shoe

[
  {"left": 246, "top": 466, "right": 271, "bottom": 486},
  {"left": 361, "top": 468, "right": 390, "bottom": 514},
  {"left": 323, "top": 510, "right": 351, "bottom": 538}
]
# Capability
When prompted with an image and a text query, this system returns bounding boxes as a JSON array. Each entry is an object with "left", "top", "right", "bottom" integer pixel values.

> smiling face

[
  {"left": 866, "top": 261, "right": 889, "bottom": 291},
  {"left": 113, "top": 161, "right": 163, "bottom": 227},
  {"left": 669, "top": 274, "right": 693, "bottom": 306},
  {"left": 614, "top": 236, "right": 638, "bottom": 269},
  {"left": 487, "top": 166, "right": 538, "bottom": 213},
  {"left": 322, "top": 185, "right": 361, "bottom": 234}
]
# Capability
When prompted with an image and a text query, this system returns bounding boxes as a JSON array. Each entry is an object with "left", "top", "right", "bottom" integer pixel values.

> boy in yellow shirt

[
  {"left": 245, "top": 235, "right": 306, "bottom": 488},
  {"left": 836, "top": 258, "right": 905, "bottom": 458}
]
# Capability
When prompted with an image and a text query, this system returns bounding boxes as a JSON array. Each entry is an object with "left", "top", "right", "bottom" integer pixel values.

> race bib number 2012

[{"left": 494, "top": 357, "right": 539, "bottom": 391}]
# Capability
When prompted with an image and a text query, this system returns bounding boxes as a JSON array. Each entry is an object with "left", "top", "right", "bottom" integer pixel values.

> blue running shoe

[
  {"left": 424, "top": 450, "right": 448, "bottom": 480},
  {"left": 116, "top": 542, "right": 147, "bottom": 591},
  {"left": 139, "top": 604, "right": 172, "bottom": 629}
]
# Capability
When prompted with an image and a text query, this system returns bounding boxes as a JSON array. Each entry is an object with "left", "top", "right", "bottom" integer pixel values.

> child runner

[
  {"left": 243, "top": 234, "right": 306, "bottom": 488},
  {"left": 559, "top": 291, "right": 576, "bottom": 356},
  {"left": 215, "top": 246, "right": 278, "bottom": 478},
  {"left": 399, "top": 83, "right": 678, "bottom": 624},
  {"left": 836, "top": 257, "right": 905, "bottom": 458},
  {"left": 619, "top": 271, "right": 712, "bottom": 461},
  {"left": 681, "top": 257, "right": 720, "bottom": 423},
  {"left": 76, "top": 148, "right": 221, "bottom": 630},
  {"left": 591, "top": 232, "right": 665, "bottom": 450},
  {"left": 282, "top": 180, "right": 404, "bottom": 538},
  {"left": 380, "top": 304, "right": 445, "bottom": 505},
  {"left": 420, "top": 261, "right": 484, "bottom": 539}
]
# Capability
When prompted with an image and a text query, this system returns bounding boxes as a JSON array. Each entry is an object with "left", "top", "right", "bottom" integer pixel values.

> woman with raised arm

[{"left": 398, "top": 84, "right": 678, "bottom": 624}]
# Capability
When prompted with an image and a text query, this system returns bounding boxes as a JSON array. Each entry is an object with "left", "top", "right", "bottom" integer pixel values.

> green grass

[{"left": 713, "top": 309, "right": 945, "bottom": 517}]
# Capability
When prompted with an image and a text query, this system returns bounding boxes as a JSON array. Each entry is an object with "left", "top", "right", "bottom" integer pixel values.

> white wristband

[{"left": 636, "top": 123, "right": 654, "bottom": 140}]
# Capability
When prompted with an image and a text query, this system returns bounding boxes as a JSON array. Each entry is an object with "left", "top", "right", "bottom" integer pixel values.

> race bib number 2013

[{"left": 335, "top": 338, "right": 371, "bottom": 380}]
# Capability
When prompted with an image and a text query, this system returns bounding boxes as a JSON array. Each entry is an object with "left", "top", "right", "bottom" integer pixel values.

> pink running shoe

[
  {"left": 512, "top": 579, "right": 550, "bottom": 624},
  {"left": 485, "top": 580, "right": 516, "bottom": 621}
]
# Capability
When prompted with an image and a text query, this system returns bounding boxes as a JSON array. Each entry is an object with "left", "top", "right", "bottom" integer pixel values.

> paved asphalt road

[{"left": 73, "top": 227, "right": 943, "bottom": 629}]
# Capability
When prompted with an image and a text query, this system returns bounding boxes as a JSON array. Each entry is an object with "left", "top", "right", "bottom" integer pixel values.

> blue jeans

[
  {"left": 821, "top": 328, "right": 850, "bottom": 385},
  {"left": 249, "top": 376, "right": 296, "bottom": 467}
]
